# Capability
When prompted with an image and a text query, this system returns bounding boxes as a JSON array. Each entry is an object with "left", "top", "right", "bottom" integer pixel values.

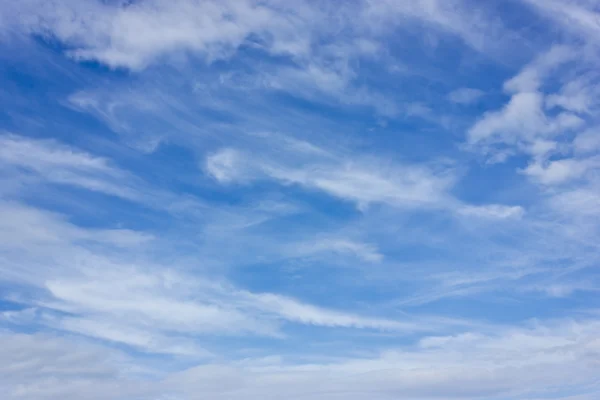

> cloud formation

[{"left": 1, "top": 0, "right": 600, "bottom": 399}]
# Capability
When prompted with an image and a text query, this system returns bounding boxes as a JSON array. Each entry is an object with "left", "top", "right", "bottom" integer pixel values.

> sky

[{"left": 1, "top": 0, "right": 600, "bottom": 399}]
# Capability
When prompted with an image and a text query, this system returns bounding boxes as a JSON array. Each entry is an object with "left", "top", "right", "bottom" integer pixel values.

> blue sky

[{"left": 1, "top": 0, "right": 600, "bottom": 399}]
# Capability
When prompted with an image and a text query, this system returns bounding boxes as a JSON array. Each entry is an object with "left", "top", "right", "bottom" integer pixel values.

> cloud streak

[{"left": 2, "top": 0, "right": 600, "bottom": 399}]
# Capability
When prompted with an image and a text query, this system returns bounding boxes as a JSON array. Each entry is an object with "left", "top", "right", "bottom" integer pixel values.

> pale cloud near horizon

[{"left": 3, "top": 317, "right": 600, "bottom": 399}]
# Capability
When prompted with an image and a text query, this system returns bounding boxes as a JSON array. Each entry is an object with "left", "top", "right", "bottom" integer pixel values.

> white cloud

[
  {"left": 37, "top": 261, "right": 421, "bottom": 349},
  {"left": 159, "top": 318, "right": 600, "bottom": 400},
  {"left": 522, "top": 0, "right": 600, "bottom": 44},
  {"left": 5, "top": 0, "right": 524, "bottom": 121},
  {"left": 524, "top": 281, "right": 600, "bottom": 297},
  {"left": 292, "top": 237, "right": 384, "bottom": 263},
  {"left": 447, "top": 88, "right": 485, "bottom": 105},
  {"left": 268, "top": 63, "right": 401, "bottom": 117},
  {"left": 522, "top": 156, "right": 600, "bottom": 185},
  {"left": 43, "top": 273, "right": 280, "bottom": 339},
  {"left": 7, "top": 0, "right": 518, "bottom": 72},
  {"left": 0, "top": 133, "right": 212, "bottom": 216},
  {"left": 0, "top": 134, "right": 110, "bottom": 172},
  {"left": 205, "top": 147, "right": 456, "bottom": 211},
  {"left": 546, "top": 76, "right": 599, "bottom": 114},
  {"left": 205, "top": 145, "right": 524, "bottom": 222},
  {"left": 12, "top": 0, "right": 314, "bottom": 70},
  {"left": 574, "top": 129, "right": 600, "bottom": 154},
  {"left": 549, "top": 186, "right": 600, "bottom": 217},
  {"left": 404, "top": 102, "right": 432, "bottom": 118},
  {"left": 204, "top": 148, "right": 249, "bottom": 184},
  {"left": 0, "top": 134, "right": 139, "bottom": 200},
  {"left": 39, "top": 264, "right": 459, "bottom": 345},
  {"left": 4, "top": 318, "right": 600, "bottom": 400},
  {"left": 468, "top": 92, "right": 544, "bottom": 144},
  {"left": 1, "top": 201, "right": 447, "bottom": 357},
  {"left": 467, "top": 92, "right": 583, "bottom": 149},
  {"left": 3, "top": 3, "right": 600, "bottom": 399},
  {"left": 241, "top": 292, "right": 410, "bottom": 331},
  {"left": 55, "top": 316, "right": 211, "bottom": 357},
  {"left": 364, "top": 0, "right": 516, "bottom": 56},
  {"left": 466, "top": 44, "right": 600, "bottom": 189},
  {"left": 0, "top": 333, "right": 146, "bottom": 400},
  {"left": 503, "top": 45, "right": 574, "bottom": 94},
  {"left": 0, "top": 201, "right": 153, "bottom": 249},
  {"left": 279, "top": 162, "right": 450, "bottom": 210},
  {"left": 457, "top": 204, "right": 525, "bottom": 219}
]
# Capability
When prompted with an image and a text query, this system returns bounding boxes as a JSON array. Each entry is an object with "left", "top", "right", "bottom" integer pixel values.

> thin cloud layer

[{"left": 1, "top": 0, "right": 600, "bottom": 399}]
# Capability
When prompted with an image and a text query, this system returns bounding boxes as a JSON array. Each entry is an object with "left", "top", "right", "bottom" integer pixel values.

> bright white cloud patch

[
  {"left": 1, "top": 0, "right": 600, "bottom": 399},
  {"left": 522, "top": 156, "right": 600, "bottom": 186},
  {"left": 205, "top": 147, "right": 458, "bottom": 210}
]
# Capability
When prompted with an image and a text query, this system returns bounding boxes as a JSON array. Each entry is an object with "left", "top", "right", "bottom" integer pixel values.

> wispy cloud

[
  {"left": 522, "top": 0, "right": 600, "bottom": 44},
  {"left": 291, "top": 237, "right": 384, "bottom": 263},
  {"left": 7, "top": 0, "right": 520, "bottom": 70},
  {"left": 447, "top": 88, "right": 485, "bottom": 105},
  {"left": 0, "top": 134, "right": 139, "bottom": 200},
  {"left": 1, "top": 200, "right": 462, "bottom": 358},
  {"left": 7, "top": 316, "right": 600, "bottom": 400},
  {"left": 457, "top": 204, "right": 525, "bottom": 219},
  {"left": 205, "top": 145, "right": 523, "bottom": 220},
  {"left": 2, "top": 0, "right": 600, "bottom": 399},
  {"left": 522, "top": 156, "right": 600, "bottom": 185},
  {"left": 205, "top": 147, "right": 457, "bottom": 210}
]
